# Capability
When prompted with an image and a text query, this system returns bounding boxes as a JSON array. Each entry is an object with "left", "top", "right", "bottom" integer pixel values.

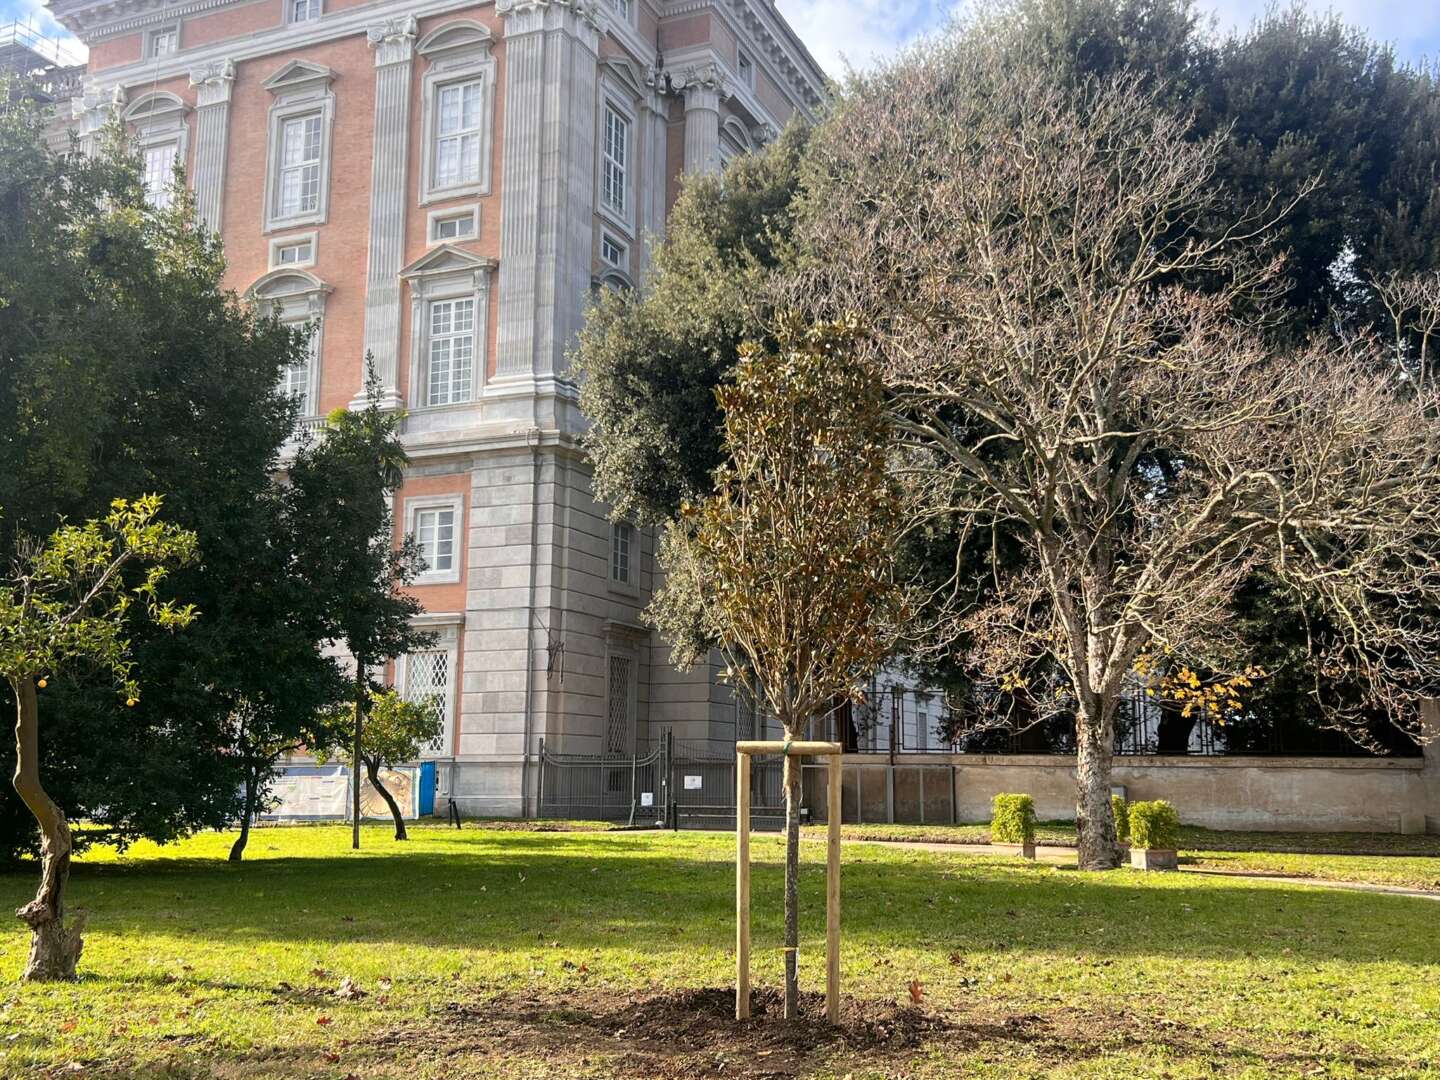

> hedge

[
  {"left": 991, "top": 793, "right": 1037, "bottom": 844},
  {"left": 1112, "top": 793, "right": 1130, "bottom": 844},
  {"left": 1128, "top": 799, "right": 1180, "bottom": 849}
]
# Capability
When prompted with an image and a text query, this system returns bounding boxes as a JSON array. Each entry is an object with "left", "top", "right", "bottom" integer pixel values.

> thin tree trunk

[
  {"left": 229, "top": 764, "right": 258, "bottom": 863},
  {"left": 1075, "top": 694, "right": 1121, "bottom": 870},
  {"left": 782, "top": 751, "right": 801, "bottom": 1019},
  {"left": 352, "top": 660, "right": 366, "bottom": 851},
  {"left": 365, "top": 757, "right": 407, "bottom": 840},
  {"left": 11, "top": 676, "right": 84, "bottom": 981}
]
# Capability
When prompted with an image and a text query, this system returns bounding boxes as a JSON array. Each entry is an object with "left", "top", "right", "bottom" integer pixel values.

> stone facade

[{"left": 48, "top": 0, "right": 827, "bottom": 815}]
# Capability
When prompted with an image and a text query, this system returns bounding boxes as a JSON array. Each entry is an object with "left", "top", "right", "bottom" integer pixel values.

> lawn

[
  {"left": 801, "top": 822, "right": 1440, "bottom": 892},
  {"left": 1, "top": 825, "right": 1437, "bottom": 1078}
]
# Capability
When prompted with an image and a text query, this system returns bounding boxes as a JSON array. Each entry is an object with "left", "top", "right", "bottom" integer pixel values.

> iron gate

[
  {"left": 667, "top": 734, "right": 799, "bottom": 831},
  {"left": 536, "top": 739, "right": 667, "bottom": 825}
]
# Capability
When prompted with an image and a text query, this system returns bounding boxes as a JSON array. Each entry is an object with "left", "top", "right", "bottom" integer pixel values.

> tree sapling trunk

[
  {"left": 11, "top": 677, "right": 85, "bottom": 981},
  {"left": 365, "top": 756, "right": 407, "bottom": 840},
  {"left": 229, "top": 763, "right": 259, "bottom": 863},
  {"left": 782, "top": 750, "right": 802, "bottom": 1019},
  {"left": 1075, "top": 694, "right": 1121, "bottom": 870},
  {"left": 352, "top": 661, "right": 366, "bottom": 851}
]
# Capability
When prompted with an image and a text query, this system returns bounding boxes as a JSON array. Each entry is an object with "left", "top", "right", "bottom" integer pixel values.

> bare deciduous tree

[
  {"left": 650, "top": 318, "right": 908, "bottom": 1016},
  {"left": 790, "top": 32, "right": 1440, "bottom": 868}
]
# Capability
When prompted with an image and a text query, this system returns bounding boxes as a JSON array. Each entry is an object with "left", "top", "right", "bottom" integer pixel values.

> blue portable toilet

[{"left": 418, "top": 761, "right": 437, "bottom": 816}]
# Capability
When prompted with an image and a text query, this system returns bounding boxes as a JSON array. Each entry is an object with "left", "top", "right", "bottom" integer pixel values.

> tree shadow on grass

[{"left": 0, "top": 830, "right": 1435, "bottom": 969}]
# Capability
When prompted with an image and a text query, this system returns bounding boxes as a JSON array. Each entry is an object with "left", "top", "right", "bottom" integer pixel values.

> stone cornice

[{"left": 661, "top": 0, "right": 825, "bottom": 116}]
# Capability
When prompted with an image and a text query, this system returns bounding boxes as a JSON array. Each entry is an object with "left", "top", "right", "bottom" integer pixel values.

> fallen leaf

[
  {"left": 310, "top": 968, "right": 331, "bottom": 980},
  {"left": 377, "top": 978, "right": 393, "bottom": 992},
  {"left": 59, "top": 1021, "right": 77, "bottom": 1034},
  {"left": 908, "top": 979, "right": 924, "bottom": 1005},
  {"left": 337, "top": 977, "right": 366, "bottom": 1001},
  {"left": 316, "top": 1016, "right": 333, "bottom": 1027}
]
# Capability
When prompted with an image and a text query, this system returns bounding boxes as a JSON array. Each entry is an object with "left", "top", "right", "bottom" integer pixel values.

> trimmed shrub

[
  {"left": 1128, "top": 800, "right": 1180, "bottom": 850},
  {"left": 991, "top": 793, "right": 1037, "bottom": 844},
  {"left": 1112, "top": 794, "right": 1130, "bottom": 844}
]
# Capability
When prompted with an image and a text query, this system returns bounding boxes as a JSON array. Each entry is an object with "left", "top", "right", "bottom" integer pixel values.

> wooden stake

[
  {"left": 736, "top": 749, "right": 751, "bottom": 1021},
  {"left": 826, "top": 752, "right": 842, "bottom": 1024}
]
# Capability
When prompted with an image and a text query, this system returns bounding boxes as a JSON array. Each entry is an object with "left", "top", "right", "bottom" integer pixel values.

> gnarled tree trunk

[
  {"left": 11, "top": 676, "right": 84, "bottom": 981},
  {"left": 365, "top": 757, "right": 407, "bottom": 840},
  {"left": 1075, "top": 693, "right": 1121, "bottom": 870},
  {"left": 781, "top": 750, "right": 801, "bottom": 1019}
]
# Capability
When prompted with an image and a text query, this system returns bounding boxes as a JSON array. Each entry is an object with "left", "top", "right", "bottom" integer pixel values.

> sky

[{"left": 2, "top": 0, "right": 1438, "bottom": 78}]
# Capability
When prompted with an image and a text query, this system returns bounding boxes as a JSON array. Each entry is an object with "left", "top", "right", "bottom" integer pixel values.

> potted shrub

[
  {"left": 991, "top": 793, "right": 1037, "bottom": 859},
  {"left": 1112, "top": 793, "right": 1130, "bottom": 849},
  {"left": 1127, "top": 800, "right": 1180, "bottom": 871}
]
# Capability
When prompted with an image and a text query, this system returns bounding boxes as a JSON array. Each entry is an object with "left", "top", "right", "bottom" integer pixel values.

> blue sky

[{"left": 3, "top": 0, "right": 1438, "bottom": 79}]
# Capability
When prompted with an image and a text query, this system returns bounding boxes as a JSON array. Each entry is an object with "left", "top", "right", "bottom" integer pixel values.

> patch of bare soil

[{"left": 360, "top": 985, "right": 1023, "bottom": 1079}]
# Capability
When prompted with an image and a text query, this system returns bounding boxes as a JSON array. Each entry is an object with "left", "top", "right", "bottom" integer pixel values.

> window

[
  {"left": 404, "top": 649, "right": 451, "bottom": 755},
  {"left": 277, "top": 114, "right": 322, "bottom": 218},
  {"left": 431, "top": 211, "right": 477, "bottom": 242},
  {"left": 606, "top": 653, "right": 634, "bottom": 754},
  {"left": 414, "top": 506, "right": 456, "bottom": 575},
  {"left": 275, "top": 239, "right": 312, "bottom": 265},
  {"left": 600, "top": 233, "right": 626, "bottom": 268},
  {"left": 147, "top": 27, "right": 178, "bottom": 58},
  {"left": 737, "top": 50, "right": 754, "bottom": 87},
  {"left": 280, "top": 328, "right": 316, "bottom": 406},
  {"left": 601, "top": 105, "right": 629, "bottom": 217},
  {"left": 141, "top": 143, "right": 177, "bottom": 208},
  {"left": 433, "top": 79, "right": 484, "bottom": 190},
  {"left": 607, "top": 0, "right": 633, "bottom": 21},
  {"left": 289, "top": 0, "right": 321, "bottom": 23},
  {"left": 426, "top": 297, "right": 475, "bottom": 406},
  {"left": 916, "top": 702, "right": 930, "bottom": 750},
  {"left": 610, "top": 521, "right": 633, "bottom": 584}
]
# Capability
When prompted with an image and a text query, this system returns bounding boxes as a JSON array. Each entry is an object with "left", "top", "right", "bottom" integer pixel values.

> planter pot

[
  {"left": 1129, "top": 847, "right": 1178, "bottom": 871},
  {"left": 994, "top": 841, "right": 1036, "bottom": 860}
]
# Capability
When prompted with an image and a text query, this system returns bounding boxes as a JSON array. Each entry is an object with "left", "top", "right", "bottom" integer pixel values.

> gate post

[{"left": 536, "top": 737, "right": 545, "bottom": 821}]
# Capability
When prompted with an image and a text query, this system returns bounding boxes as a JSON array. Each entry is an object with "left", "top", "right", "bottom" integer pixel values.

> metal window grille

[
  {"left": 606, "top": 655, "right": 632, "bottom": 755},
  {"left": 405, "top": 650, "right": 451, "bottom": 755}
]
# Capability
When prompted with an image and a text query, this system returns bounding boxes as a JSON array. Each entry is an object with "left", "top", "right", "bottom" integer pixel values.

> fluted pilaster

[
  {"left": 188, "top": 60, "right": 234, "bottom": 232},
  {"left": 356, "top": 15, "right": 418, "bottom": 410}
]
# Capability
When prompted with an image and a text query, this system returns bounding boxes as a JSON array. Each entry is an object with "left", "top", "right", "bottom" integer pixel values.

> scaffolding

[{"left": 0, "top": 20, "right": 85, "bottom": 101}]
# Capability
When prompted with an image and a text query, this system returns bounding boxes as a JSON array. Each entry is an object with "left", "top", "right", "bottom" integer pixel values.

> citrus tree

[
  {"left": 0, "top": 495, "right": 196, "bottom": 981},
  {"left": 315, "top": 688, "right": 441, "bottom": 841}
]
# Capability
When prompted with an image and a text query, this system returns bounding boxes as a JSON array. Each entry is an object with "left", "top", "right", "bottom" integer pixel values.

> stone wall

[{"left": 818, "top": 739, "right": 1440, "bottom": 835}]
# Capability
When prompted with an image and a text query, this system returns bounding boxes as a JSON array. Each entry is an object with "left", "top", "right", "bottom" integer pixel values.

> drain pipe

[{"left": 519, "top": 427, "right": 542, "bottom": 818}]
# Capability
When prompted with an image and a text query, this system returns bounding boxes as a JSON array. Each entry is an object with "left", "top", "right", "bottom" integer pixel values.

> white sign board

[
  {"left": 640, "top": 792, "right": 654, "bottom": 808},
  {"left": 684, "top": 774, "right": 703, "bottom": 790}
]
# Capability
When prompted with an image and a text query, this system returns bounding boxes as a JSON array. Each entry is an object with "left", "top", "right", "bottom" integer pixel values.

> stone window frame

[
  {"left": 397, "top": 619, "right": 462, "bottom": 759},
  {"left": 596, "top": 92, "right": 636, "bottom": 237},
  {"left": 404, "top": 494, "right": 465, "bottom": 585},
  {"left": 268, "top": 230, "right": 318, "bottom": 270},
  {"left": 426, "top": 203, "right": 480, "bottom": 245},
  {"left": 146, "top": 24, "right": 181, "bottom": 59},
  {"left": 260, "top": 61, "right": 337, "bottom": 234},
  {"left": 606, "top": 518, "right": 640, "bottom": 600},
  {"left": 287, "top": 0, "right": 323, "bottom": 25},
  {"left": 416, "top": 21, "right": 497, "bottom": 207},
  {"left": 599, "top": 230, "right": 627, "bottom": 269},
  {"left": 123, "top": 92, "right": 190, "bottom": 209},
  {"left": 401, "top": 247, "right": 496, "bottom": 413},
  {"left": 246, "top": 267, "right": 331, "bottom": 418}
]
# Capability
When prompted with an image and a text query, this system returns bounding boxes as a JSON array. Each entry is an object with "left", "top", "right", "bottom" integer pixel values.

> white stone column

[
  {"left": 188, "top": 60, "right": 234, "bottom": 233},
  {"left": 678, "top": 63, "right": 727, "bottom": 176},
  {"left": 355, "top": 15, "right": 418, "bottom": 411},
  {"left": 494, "top": 0, "right": 602, "bottom": 381}
]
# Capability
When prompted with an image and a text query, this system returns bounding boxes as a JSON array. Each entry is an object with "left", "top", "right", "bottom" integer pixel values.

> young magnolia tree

[
  {"left": 1, "top": 496, "right": 196, "bottom": 980},
  {"left": 651, "top": 318, "right": 909, "bottom": 1018},
  {"left": 316, "top": 688, "right": 441, "bottom": 841},
  {"left": 793, "top": 26, "right": 1440, "bottom": 867}
]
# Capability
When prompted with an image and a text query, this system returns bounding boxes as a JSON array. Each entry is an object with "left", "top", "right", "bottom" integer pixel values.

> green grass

[
  {"left": 2, "top": 825, "right": 1438, "bottom": 1078},
  {"left": 802, "top": 822, "right": 1440, "bottom": 892}
]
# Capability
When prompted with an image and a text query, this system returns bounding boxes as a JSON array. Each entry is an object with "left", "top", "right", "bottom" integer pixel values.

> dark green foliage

[
  {"left": 1112, "top": 794, "right": 1130, "bottom": 844},
  {"left": 0, "top": 86, "right": 345, "bottom": 862},
  {"left": 574, "top": 123, "right": 810, "bottom": 525},
  {"left": 1128, "top": 800, "right": 1180, "bottom": 849},
  {"left": 990, "top": 793, "right": 1037, "bottom": 844}
]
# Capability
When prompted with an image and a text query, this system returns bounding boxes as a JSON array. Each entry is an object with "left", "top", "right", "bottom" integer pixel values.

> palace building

[{"left": 36, "top": 0, "right": 827, "bottom": 815}]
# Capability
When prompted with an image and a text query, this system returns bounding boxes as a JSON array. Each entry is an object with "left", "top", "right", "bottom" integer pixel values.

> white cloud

[
  {"left": 777, "top": 0, "right": 959, "bottom": 80},
  {"left": 1, "top": 0, "right": 88, "bottom": 59}
]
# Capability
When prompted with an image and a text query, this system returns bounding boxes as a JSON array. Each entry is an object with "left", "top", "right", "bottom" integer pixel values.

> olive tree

[
  {"left": 792, "top": 33, "right": 1440, "bottom": 868},
  {"left": 651, "top": 318, "right": 909, "bottom": 1017},
  {"left": 1, "top": 496, "right": 196, "bottom": 980}
]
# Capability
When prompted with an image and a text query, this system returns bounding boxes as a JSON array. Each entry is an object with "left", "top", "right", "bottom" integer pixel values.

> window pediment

[
  {"left": 262, "top": 60, "right": 336, "bottom": 98},
  {"left": 122, "top": 90, "right": 188, "bottom": 126},
  {"left": 247, "top": 268, "right": 332, "bottom": 319},
  {"left": 416, "top": 20, "right": 494, "bottom": 65},
  {"left": 400, "top": 245, "right": 496, "bottom": 293}
]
